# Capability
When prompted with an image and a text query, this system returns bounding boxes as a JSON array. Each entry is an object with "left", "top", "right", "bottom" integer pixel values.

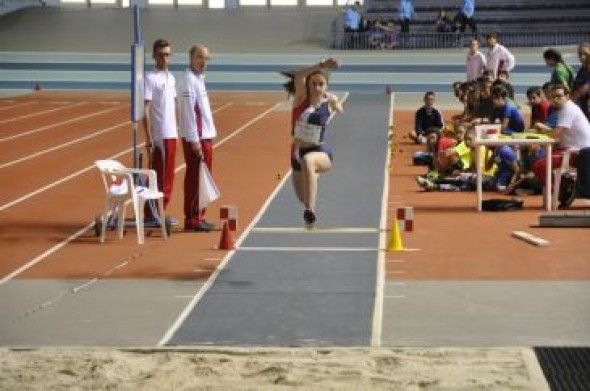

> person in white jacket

[
  {"left": 178, "top": 44, "right": 217, "bottom": 232},
  {"left": 466, "top": 38, "right": 486, "bottom": 81},
  {"left": 485, "top": 33, "right": 515, "bottom": 79}
]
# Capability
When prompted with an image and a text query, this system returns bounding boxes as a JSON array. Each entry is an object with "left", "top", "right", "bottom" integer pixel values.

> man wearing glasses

[
  {"left": 531, "top": 84, "right": 590, "bottom": 204},
  {"left": 143, "top": 38, "right": 178, "bottom": 224}
]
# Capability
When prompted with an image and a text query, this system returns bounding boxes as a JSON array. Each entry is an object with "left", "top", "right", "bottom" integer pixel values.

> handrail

[{"left": 330, "top": 30, "right": 590, "bottom": 50}]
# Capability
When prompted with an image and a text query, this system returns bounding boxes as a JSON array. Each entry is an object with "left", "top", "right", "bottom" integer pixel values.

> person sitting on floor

[
  {"left": 412, "top": 127, "right": 457, "bottom": 170},
  {"left": 416, "top": 127, "right": 496, "bottom": 191},
  {"left": 409, "top": 91, "right": 444, "bottom": 144}
]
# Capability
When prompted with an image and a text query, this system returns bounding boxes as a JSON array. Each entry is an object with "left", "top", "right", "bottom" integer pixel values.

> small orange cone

[
  {"left": 387, "top": 217, "right": 404, "bottom": 252},
  {"left": 218, "top": 220, "right": 235, "bottom": 250}
]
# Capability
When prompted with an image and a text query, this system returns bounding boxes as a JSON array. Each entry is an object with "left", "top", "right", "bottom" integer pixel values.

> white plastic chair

[
  {"left": 552, "top": 148, "right": 579, "bottom": 210},
  {"left": 95, "top": 159, "right": 167, "bottom": 244}
]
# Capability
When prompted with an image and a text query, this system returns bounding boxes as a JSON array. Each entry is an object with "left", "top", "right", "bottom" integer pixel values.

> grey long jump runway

[{"left": 168, "top": 93, "right": 389, "bottom": 347}]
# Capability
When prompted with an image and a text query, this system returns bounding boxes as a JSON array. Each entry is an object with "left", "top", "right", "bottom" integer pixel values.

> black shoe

[
  {"left": 303, "top": 209, "right": 316, "bottom": 226},
  {"left": 558, "top": 175, "right": 577, "bottom": 209},
  {"left": 201, "top": 220, "right": 215, "bottom": 230},
  {"left": 187, "top": 221, "right": 214, "bottom": 232}
]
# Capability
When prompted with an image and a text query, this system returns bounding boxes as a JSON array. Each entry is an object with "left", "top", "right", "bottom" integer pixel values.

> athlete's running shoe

[{"left": 303, "top": 209, "right": 316, "bottom": 226}]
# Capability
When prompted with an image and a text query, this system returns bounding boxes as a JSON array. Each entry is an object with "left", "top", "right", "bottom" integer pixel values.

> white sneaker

[{"left": 416, "top": 176, "right": 435, "bottom": 191}]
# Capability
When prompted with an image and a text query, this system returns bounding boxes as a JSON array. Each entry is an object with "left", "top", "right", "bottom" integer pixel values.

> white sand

[{"left": 0, "top": 347, "right": 549, "bottom": 390}]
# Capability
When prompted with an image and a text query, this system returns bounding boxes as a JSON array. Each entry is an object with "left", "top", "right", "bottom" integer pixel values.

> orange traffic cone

[{"left": 218, "top": 220, "right": 235, "bottom": 250}]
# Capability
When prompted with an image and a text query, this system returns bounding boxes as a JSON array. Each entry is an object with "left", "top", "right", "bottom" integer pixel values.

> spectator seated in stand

[
  {"left": 435, "top": 9, "right": 453, "bottom": 33},
  {"left": 367, "top": 18, "right": 398, "bottom": 49}
]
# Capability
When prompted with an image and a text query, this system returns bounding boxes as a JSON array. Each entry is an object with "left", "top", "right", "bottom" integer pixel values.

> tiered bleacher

[{"left": 331, "top": 0, "right": 590, "bottom": 49}]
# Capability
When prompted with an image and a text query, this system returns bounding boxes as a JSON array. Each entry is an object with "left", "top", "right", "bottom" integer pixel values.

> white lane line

[
  {"left": 0, "top": 145, "right": 135, "bottom": 212},
  {"left": 0, "top": 121, "right": 129, "bottom": 169},
  {"left": 0, "top": 101, "right": 35, "bottom": 111},
  {"left": 371, "top": 90, "right": 395, "bottom": 349},
  {"left": 251, "top": 227, "right": 379, "bottom": 233},
  {"left": 0, "top": 222, "right": 94, "bottom": 286},
  {"left": 0, "top": 102, "right": 85, "bottom": 124},
  {"left": 384, "top": 295, "right": 406, "bottom": 299},
  {"left": 0, "top": 104, "right": 126, "bottom": 143},
  {"left": 239, "top": 246, "right": 377, "bottom": 252}
]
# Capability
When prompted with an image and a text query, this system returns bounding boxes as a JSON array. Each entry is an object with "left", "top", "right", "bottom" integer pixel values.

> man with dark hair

[
  {"left": 410, "top": 91, "right": 444, "bottom": 144},
  {"left": 526, "top": 86, "right": 551, "bottom": 129},
  {"left": 532, "top": 84, "right": 590, "bottom": 207},
  {"left": 491, "top": 86, "right": 524, "bottom": 135},
  {"left": 143, "top": 38, "right": 178, "bottom": 224},
  {"left": 485, "top": 33, "right": 515, "bottom": 79}
]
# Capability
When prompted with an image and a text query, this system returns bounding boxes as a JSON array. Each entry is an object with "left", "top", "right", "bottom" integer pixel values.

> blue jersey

[
  {"left": 494, "top": 145, "right": 517, "bottom": 186},
  {"left": 492, "top": 102, "right": 525, "bottom": 135}
]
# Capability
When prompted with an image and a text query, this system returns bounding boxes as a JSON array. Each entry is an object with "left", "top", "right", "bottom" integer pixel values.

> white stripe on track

[
  {"left": 0, "top": 104, "right": 126, "bottom": 143},
  {"left": 0, "top": 222, "right": 94, "bottom": 286},
  {"left": 251, "top": 227, "right": 379, "bottom": 233},
  {"left": 0, "top": 102, "right": 85, "bottom": 124},
  {"left": 0, "top": 145, "right": 135, "bottom": 212},
  {"left": 239, "top": 246, "right": 377, "bottom": 252},
  {"left": 0, "top": 101, "right": 35, "bottom": 112},
  {"left": 0, "top": 121, "right": 130, "bottom": 169},
  {"left": 371, "top": 90, "right": 395, "bottom": 348}
]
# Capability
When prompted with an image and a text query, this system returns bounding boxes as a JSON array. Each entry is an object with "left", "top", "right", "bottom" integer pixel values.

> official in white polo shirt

[
  {"left": 178, "top": 44, "right": 217, "bottom": 232},
  {"left": 143, "top": 38, "right": 178, "bottom": 222}
]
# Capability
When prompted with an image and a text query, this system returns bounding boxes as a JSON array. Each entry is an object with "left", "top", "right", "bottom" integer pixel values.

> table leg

[
  {"left": 546, "top": 144, "right": 552, "bottom": 211},
  {"left": 476, "top": 145, "right": 482, "bottom": 211}
]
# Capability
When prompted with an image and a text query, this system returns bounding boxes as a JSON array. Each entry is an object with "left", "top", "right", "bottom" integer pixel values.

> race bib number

[{"left": 294, "top": 121, "right": 323, "bottom": 145}]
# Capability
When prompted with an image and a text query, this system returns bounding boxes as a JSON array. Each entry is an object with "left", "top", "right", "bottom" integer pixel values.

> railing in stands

[{"left": 330, "top": 30, "right": 590, "bottom": 50}]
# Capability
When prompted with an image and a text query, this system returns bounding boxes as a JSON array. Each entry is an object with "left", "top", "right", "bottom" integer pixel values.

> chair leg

[
  {"left": 552, "top": 170, "right": 562, "bottom": 210},
  {"left": 134, "top": 199, "right": 145, "bottom": 245},
  {"left": 100, "top": 203, "right": 111, "bottom": 243},
  {"left": 117, "top": 203, "right": 127, "bottom": 240}
]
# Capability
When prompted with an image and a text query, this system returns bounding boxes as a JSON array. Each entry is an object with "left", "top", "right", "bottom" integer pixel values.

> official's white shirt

[
  {"left": 558, "top": 100, "right": 590, "bottom": 149},
  {"left": 466, "top": 50, "right": 487, "bottom": 81},
  {"left": 485, "top": 44, "right": 516, "bottom": 78},
  {"left": 144, "top": 69, "right": 177, "bottom": 141},
  {"left": 178, "top": 69, "right": 217, "bottom": 142}
]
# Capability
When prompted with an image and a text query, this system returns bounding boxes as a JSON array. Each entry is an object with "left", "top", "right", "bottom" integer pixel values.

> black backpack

[{"left": 482, "top": 198, "right": 524, "bottom": 211}]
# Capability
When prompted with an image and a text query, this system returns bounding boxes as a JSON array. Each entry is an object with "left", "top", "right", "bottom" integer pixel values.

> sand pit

[{"left": 0, "top": 347, "right": 549, "bottom": 390}]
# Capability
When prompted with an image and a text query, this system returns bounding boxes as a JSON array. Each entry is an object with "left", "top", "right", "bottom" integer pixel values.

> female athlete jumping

[{"left": 282, "top": 58, "right": 343, "bottom": 226}]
